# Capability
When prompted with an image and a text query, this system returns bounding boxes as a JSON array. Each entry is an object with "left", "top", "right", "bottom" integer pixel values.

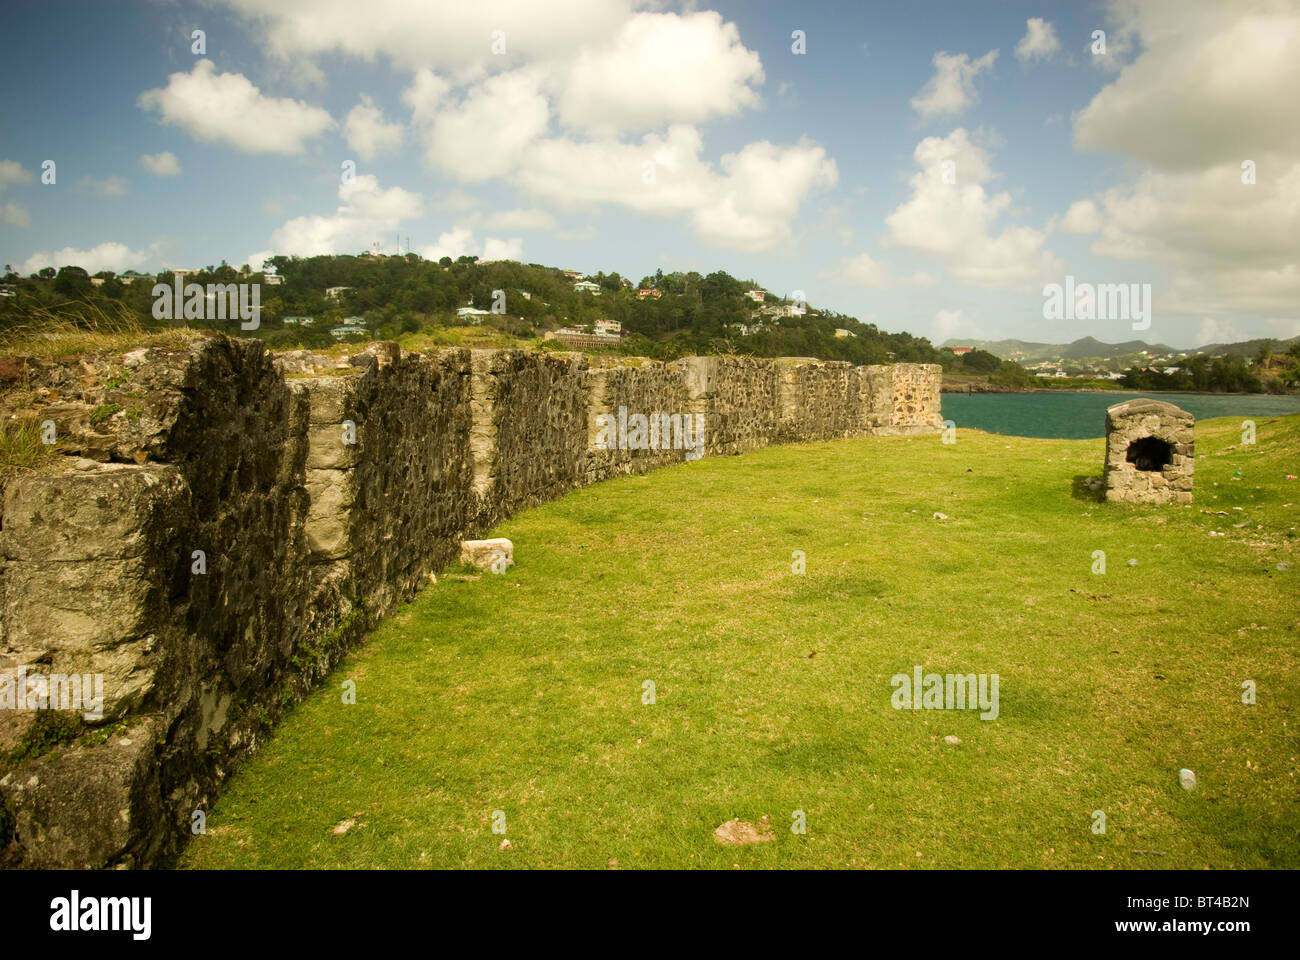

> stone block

[{"left": 460, "top": 538, "right": 513, "bottom": 572}]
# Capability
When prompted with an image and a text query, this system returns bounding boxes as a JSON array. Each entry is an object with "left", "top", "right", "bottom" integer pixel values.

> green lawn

[{"left": 181, "top": 415, "right": 1300, "bottom": 869}]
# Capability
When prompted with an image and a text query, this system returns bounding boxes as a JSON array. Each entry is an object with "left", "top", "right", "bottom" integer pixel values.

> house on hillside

[
  {"left": 325, "top": 286, "right": 352, "bottom": 299},
  {"left": 745, "top": 289, "right": 765, "bottom": 302},
  {"left": 329, "top": 316, "right": 367, "bottom": 339},
  {"left": 0, "top": 284, "right": 16, "bottom": 297},
  {"left": 262, "top": 274, "right": 283, "bottom": 285},
  {"left": 573, "top": 280, "right": 601, "bottom": 295},
  {"left": 548, "top": 325, "right": 623, "bottom": 348},
  {"left": 834, "top": 328, "right": 856, "bottom": 338},
  {"left": 950, "top": 346, "right": 974, "bottom": 355},
  {"left": 636, "top": 288, "right": 662, "bottom": 300},
  {"left": 456, "top": 306, "right": 491, "bottom": 323},
  {"left": 283, "top": 316, "right": 315, "bottom": 326}
]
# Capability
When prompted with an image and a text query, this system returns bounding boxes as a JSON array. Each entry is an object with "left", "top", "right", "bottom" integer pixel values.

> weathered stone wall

[
  {"left": 469, "top": 349, "right": 588, "bottom": 530},
  {"left": 583, "top": 358, "right": 695, "bottom": 485},
  {"left": 0, "top": 338, "right": 941, "bottom": 868},
  {"left": 776, "top": 358, "right": 861, "bottom": 442},
  {"left": 675, "top": 355, "right": 780, "bottom": 457}
]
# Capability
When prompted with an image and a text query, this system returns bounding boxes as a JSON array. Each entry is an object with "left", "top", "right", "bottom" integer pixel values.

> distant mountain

[
  {"left": 938, "top": 339, "right": 1058, "bottom": 361},
  {"left": 941, "top": 334, "right": 1299, "bottom": 362}
]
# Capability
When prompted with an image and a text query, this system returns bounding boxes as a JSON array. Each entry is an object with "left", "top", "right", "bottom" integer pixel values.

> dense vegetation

[
  {"left": 4, "top": 257, "right": 1293, "bottom": 392},
  {"left": 1118, "top": 346, "right": 1300, "bottom": 395},
  {"left": 0, "top": 255, "right": 942, "bottom": 365}
]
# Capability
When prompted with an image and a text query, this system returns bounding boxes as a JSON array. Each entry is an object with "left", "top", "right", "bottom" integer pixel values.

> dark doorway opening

[{"left": 1126, "top": 436, "right": 1173, "bottom": 472}]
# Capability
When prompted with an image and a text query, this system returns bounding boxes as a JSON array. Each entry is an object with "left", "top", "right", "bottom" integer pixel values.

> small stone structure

[{"left": 1103, "top": 398, "right": 1194, "bottom": 504}]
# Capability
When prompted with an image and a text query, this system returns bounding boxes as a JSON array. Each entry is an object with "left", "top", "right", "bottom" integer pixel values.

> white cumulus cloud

[
  {"left": 515, "top": 126, "right": 836, "bottom": 253},
  {"left": 1, "top": 203, "right": 30, "bottom": 227},
  {"left": 419, "top": 227, "right": 521, "bottom": 263},
  {"left": 138, "top": 60, "right": 334, "bottom": 155},
  {"left": 885, "top": 128, "right": 1059, "bottom": 289},
  {"left": 140, "top": 151, "right": 181, "bottom": 176},
  {"left": 1015, "top": 18, "right": 1059, "bottom": 63},
  {"left": 20, "top": 242, "right": 154, "bottom": 275},
  {"left": 263, "top": 175, "right": 424, "bottom": 258},
  {"left": 1058, "top": 199, "right": 1101, "bottom": 234},
  {"left": 74, "top": 176, "right": 128, "bottom": 196},
  {"left": 417, "top": 68, "right": 550, "bottom": 181},
  {"left": 0, "top": 160, "right": 34, "bottom": 191},
  {"left": 344, "top": 95, "right": 405, "bottom": 162},
  {"left": 1070, "top": 0, "right": 1300, "bottom": 318},
  {"left": 911, "top": 49, "right": 998, "bottom": 118},
  {"left": 555, "top": 10, "right": 763, "bottom": 133}
]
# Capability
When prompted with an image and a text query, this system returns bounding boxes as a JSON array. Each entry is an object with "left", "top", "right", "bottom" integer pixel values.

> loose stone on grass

[{"left": 459, "top": 537, "right": 514, "bottom": 572}]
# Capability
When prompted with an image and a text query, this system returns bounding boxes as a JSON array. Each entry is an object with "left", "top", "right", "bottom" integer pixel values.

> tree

[
  {"left": 961, "top": 348, "right": 1001, "bottom": 374},
  {"left": 52, "top": 265, "right": 92, "bottom": 298}
]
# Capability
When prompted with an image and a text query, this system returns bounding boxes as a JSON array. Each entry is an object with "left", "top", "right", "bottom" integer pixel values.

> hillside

[
  {"left": 944, "top": 333, "right": 1300, "bottom": 361},
  {"left": 0, "top": 255, "right": 941, "bottom": 367}
]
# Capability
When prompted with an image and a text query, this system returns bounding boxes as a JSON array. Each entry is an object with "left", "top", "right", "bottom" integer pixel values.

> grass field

[{"left": 181, "top": 414, "right": 1300, "bottom": 869}]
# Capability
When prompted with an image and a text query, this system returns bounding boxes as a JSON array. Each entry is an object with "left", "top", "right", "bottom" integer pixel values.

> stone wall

[{"left": 0, "top": 338, "right": 941, "bottom": 868}]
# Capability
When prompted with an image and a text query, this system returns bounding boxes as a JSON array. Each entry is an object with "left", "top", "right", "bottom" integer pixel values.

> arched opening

[{"left": 1126, "top": 435, "right": 1174, "bottom": 472}]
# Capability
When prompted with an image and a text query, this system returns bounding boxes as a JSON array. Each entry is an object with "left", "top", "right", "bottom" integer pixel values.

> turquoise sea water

[{"left": 940, "top": 391, "right": 1300, "bottom": 439}]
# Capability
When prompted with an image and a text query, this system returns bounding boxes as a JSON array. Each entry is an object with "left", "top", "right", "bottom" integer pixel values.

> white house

[
  {"left": 329, "top": 316, "right": 367, "bottom": 339},
  {"left": 745, "top": 290, "right": 765, "bottom": 302},
  {"left": 325, "top": 286, "right": 352, "bottom": 299},
  {"left": 573, "top": 280, "right": 602, "bottom": 295}
]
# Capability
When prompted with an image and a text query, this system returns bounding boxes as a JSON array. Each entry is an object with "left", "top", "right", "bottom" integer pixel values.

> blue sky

[{"left": 1, "top": 0, "right": 1296, "bottom": 349}]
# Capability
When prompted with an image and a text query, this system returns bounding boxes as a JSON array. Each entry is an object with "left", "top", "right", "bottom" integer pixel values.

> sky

[{"left": 0, "top": 0, "right": 1296, "bottom": 349}]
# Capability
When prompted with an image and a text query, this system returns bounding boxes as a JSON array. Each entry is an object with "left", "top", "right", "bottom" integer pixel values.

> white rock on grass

[{"left": 459, "top": 538, "right": 514, "bottom": 573}]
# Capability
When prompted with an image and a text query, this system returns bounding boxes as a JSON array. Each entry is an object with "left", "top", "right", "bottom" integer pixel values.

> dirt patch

[{"left": 713, "top": 816, "right": 775, "bottom": 845}]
